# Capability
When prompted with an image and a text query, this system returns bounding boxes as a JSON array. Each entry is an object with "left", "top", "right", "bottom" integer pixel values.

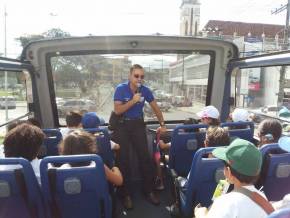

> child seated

[
  {"left": 159, "top": 117, "right": 199, "bottom": 150},
  {"left": 257, "top": 119, "right": 282, "bottom": 147},
  {"left": 204, "top": 126, "right": 230, "bottom": 158},
  {"left": 60, "top": 111, "right": 82, "bottom": 137},
  {"left": 230, "top": 108, "right": 249, "bottom": 123},
  {"left": 196, "top": 105, "right": 220, "bottom": 126},
  {"left": 3, "top": 123, "right": 45, "bottom": 184},
  {"left": 195, "top": 139, "right": 273, "bottom": 218},
  {"left": 155, "top": 118, "right": 199, "bottom": 190},
  {"left": 271, "top": 137, "right": 290, "bottom": 210},
  {"left": 59, "top": 130, "right": 123, "bottom": 186},
  {"left": 82, "top": 112, "right": 120, "bottom": 151}
]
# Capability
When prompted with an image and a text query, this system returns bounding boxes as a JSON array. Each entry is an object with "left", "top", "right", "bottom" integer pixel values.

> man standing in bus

[{"left": 113, "top": 64, "right": 166, "bottom": 209}]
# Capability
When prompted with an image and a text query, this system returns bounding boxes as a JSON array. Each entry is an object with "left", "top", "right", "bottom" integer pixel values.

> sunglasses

[{"left": 133, "top": 74, "right": 144, "bottom": 79}]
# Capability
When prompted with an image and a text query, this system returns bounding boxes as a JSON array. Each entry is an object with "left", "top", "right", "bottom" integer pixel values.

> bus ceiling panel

[{"left": 22, "top": 36, "right": 238, "bottom": 64}]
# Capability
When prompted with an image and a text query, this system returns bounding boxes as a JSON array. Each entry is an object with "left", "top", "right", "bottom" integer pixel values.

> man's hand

[
  {"left": 159, "top": 125, "right": 167, "bottom": 134},
  {"left": 132, "top": 93, "right": 141, "bottom": 104}
]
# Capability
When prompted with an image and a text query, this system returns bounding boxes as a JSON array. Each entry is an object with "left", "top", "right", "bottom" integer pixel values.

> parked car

[
  {"left": 0, "top": 96, "right": 16, "bottom": 109},
  {"left": 261, "top": 105, "right": 283, "bottom": 114},
  {"left": 57, "top": 99, "right": 97, "bottom": 117},
  {"left": 156, "top": 99, "right": 171, "bottom": 112}
]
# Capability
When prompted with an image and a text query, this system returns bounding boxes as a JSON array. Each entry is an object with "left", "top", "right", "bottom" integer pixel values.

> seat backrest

[
  {"left": 42, "top": 129, "right": 63, "bottom": 157},
  {"left": 182, "top": 147, "right": 225, "bottom": 216},
  {"left": 169, "top": 124, "right": 207, "bottom": 176},
  {"left": 83, "top": 127, "right": 114, "bottom": 168},
  {"left": 221, "top": 121, "right": 254, "bottom": 142},
  {"left": 40, "top": 155, "right": 111, "bottom": 218},
  {"left": 259, "top": 144, "right": 290, "bottom": 201},
  {"left": 267, "top": 207, "right": 290, "bottom": 218},
  {"left": 0, "top": 158, "right": 46, "bottom": 218}
]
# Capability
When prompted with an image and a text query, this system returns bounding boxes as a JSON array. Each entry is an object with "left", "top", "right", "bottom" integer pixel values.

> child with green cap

[{"left": 194, "top": 138, "right": 274, "bottom": 218}]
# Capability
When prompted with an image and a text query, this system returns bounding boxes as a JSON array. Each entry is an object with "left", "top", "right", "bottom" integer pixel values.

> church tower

[{"left": 180, "top": 0, "right": 200, "bottom": 36}]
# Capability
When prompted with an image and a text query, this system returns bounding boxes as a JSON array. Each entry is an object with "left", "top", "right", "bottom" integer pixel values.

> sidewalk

[{"left": 178, "top": 102, "right": 205, "bottom": 116}]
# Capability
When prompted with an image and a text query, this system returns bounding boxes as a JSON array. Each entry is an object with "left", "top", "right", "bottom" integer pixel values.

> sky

[{"left": 0, "top": 0, "right": 288, "bottom": 57}]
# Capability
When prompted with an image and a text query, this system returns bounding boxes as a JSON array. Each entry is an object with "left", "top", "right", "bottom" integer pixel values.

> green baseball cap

[{"left": 212, "top": 138, "right": 262, "bottom": 176}]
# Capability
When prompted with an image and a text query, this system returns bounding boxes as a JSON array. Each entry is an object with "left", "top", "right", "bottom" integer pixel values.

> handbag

[{"left": 108, "top": 111, "right": 124, "bottom": 130}]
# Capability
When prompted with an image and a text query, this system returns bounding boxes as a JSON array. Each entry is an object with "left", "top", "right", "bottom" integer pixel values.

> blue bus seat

[
  {"left": 175, "top": 147, "right": 225, "bottom": 217},
  {"left": 42, "top": 129, "right": 63, "bottom": 157},
  {"left": 267, "top": 207, "right": 290, "bottom": 218},
  {"left": 40, "top": 154, "right": 112, "bottom": 218},
  {"left": 0, "top": 158, "right": 46, "bottom": 218},
  {"left": 83, "top": 128, "right": 114, "bottom": 168},
  {"left": 221, "top": 121, "right": 254, "bottom": 142},
  {"left": 259, "top": 143, "right": 290, "bottom": 201},
  {"left": 169, "top": 124, "right": 207, "bottom": 176}
]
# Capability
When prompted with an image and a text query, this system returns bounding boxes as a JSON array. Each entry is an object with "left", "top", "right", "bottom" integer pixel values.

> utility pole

[
  {"left": 4, "top": 5, "right": 8, "bottom": 121},
  {"left": 272, "top": 0, "right": 290, "bottom": 106}
]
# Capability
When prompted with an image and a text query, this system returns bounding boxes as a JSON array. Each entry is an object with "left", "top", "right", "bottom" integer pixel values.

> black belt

[{"left": 124, "top": 117, "right": 143, "bottom": 121}]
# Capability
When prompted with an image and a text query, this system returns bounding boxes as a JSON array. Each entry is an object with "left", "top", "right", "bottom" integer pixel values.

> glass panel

[
  {"left": 0, "top": 70, "right": 30, "bottom": 136},
  {"left": 232, "top": 66, "right": 290, "bottom": 130},
  {"left": 51, "top": 53, "right": 211, "bottom": 125}
]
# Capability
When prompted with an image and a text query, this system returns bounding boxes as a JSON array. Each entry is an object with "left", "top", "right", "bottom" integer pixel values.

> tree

[
  {"left": 15, "top": 28, "right": 71, "bottom": 48},
  {"left": 16, "top": 34, "right": 44, "bottom": 48},
  {"left": 43, "top": 28, "right": 71, "bottom": 38}
]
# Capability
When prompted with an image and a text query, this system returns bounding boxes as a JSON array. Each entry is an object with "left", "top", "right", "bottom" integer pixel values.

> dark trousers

[{"left": 114, "top": 119, "right": 154, "bottom": 196}]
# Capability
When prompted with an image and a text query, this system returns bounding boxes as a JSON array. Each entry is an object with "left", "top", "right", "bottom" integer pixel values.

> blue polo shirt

[{"left": 114, "top": 81, "right": 154, "bottom": 118}]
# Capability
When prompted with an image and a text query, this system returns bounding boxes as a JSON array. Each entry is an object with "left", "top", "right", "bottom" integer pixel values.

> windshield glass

[{"left": 51, "top": 53, "right": 211, "bottom": 125}]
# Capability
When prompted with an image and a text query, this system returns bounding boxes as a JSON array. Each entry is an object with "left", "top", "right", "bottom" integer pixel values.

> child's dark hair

[
  {"left": 258, "top": 119, "right": 282, "bottom": 142},
  {"left": 7, "top": 120, "right": 27, "bottom": 132},
  {"left": 208, "top": 118, "right": 220, "bottom": 126},
  {"left": 4, "top": 123, "right": 45, "bottom": 161},
  {"left": 224, "top": 161, "right": 259, "bottom": 184},
  {"left": 27, "top": 117, "right": 41, "bottom": 128},
  {"left": 65, "top": 111, "right": 82, "bottom": 128},
  {"left": 59, "top": 130, "right": 97, "bottom": 155},
  {"left": 183, "top": 118, "right": 199, "bottom": 132}
]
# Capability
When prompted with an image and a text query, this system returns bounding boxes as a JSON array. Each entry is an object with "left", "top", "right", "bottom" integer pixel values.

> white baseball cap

[
  {"left": 232, "top": 108, "right": 249, "bottom": 122},
  {"left": 196, "top": 106, "right": 220, "bottom": 119},
  {"left": 278, "top": 136, "right": 290, "bottom": 152}
]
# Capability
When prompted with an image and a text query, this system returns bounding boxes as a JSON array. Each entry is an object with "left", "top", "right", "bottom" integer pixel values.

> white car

[
  {"left": 0, "top": 96, "right": 16, "bottom": 109},
  {"left": 57, "top": 99, "right": 97, "bottom": 117}
]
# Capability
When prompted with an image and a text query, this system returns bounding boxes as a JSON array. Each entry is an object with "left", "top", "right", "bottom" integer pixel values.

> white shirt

[
  {"left": 0, "top": 144, "right": 4, "bottom": 158},
  {"left": 206, "top": 185, "right": 267, "bottom": 218},
  {"left": 60, "top": 128, "right": 73, "bottom": 138},
  {"left": 30, "top": 158, "right": 41, "bottom": 185},
  {"left": 0, "top": 158, "right": 41, "bottom": 185}
]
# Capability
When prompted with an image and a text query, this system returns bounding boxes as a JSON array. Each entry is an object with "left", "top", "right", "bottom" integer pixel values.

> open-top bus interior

[{"left": 1, "top": 36, "right": 290, "bottom": 217}]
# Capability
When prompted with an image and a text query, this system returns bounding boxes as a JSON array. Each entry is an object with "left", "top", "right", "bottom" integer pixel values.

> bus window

[
  {"left": 0, "top": 70, "right": 31, "bottom": 134},
  {"left": 231, "top": 66, "right": 290, "bottom": 127},
  {"left": 50, "top": 53, "right": 211, "bottom": 125}
]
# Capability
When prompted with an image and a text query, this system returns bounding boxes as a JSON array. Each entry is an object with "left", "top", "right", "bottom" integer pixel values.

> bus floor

[{"left": 116, "top": 178, "right": 174, "bottom": 218}]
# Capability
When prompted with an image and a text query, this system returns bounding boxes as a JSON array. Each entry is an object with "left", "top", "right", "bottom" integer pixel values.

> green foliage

[
  {"left": 15, "top": 34, "right": 44, "bottom": 48},
  {"left": 15, "top": 28, "right": 71, "bottom": 48},
  {"left": 43, "top": 28, "right": 71, "bottom": 38}
]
